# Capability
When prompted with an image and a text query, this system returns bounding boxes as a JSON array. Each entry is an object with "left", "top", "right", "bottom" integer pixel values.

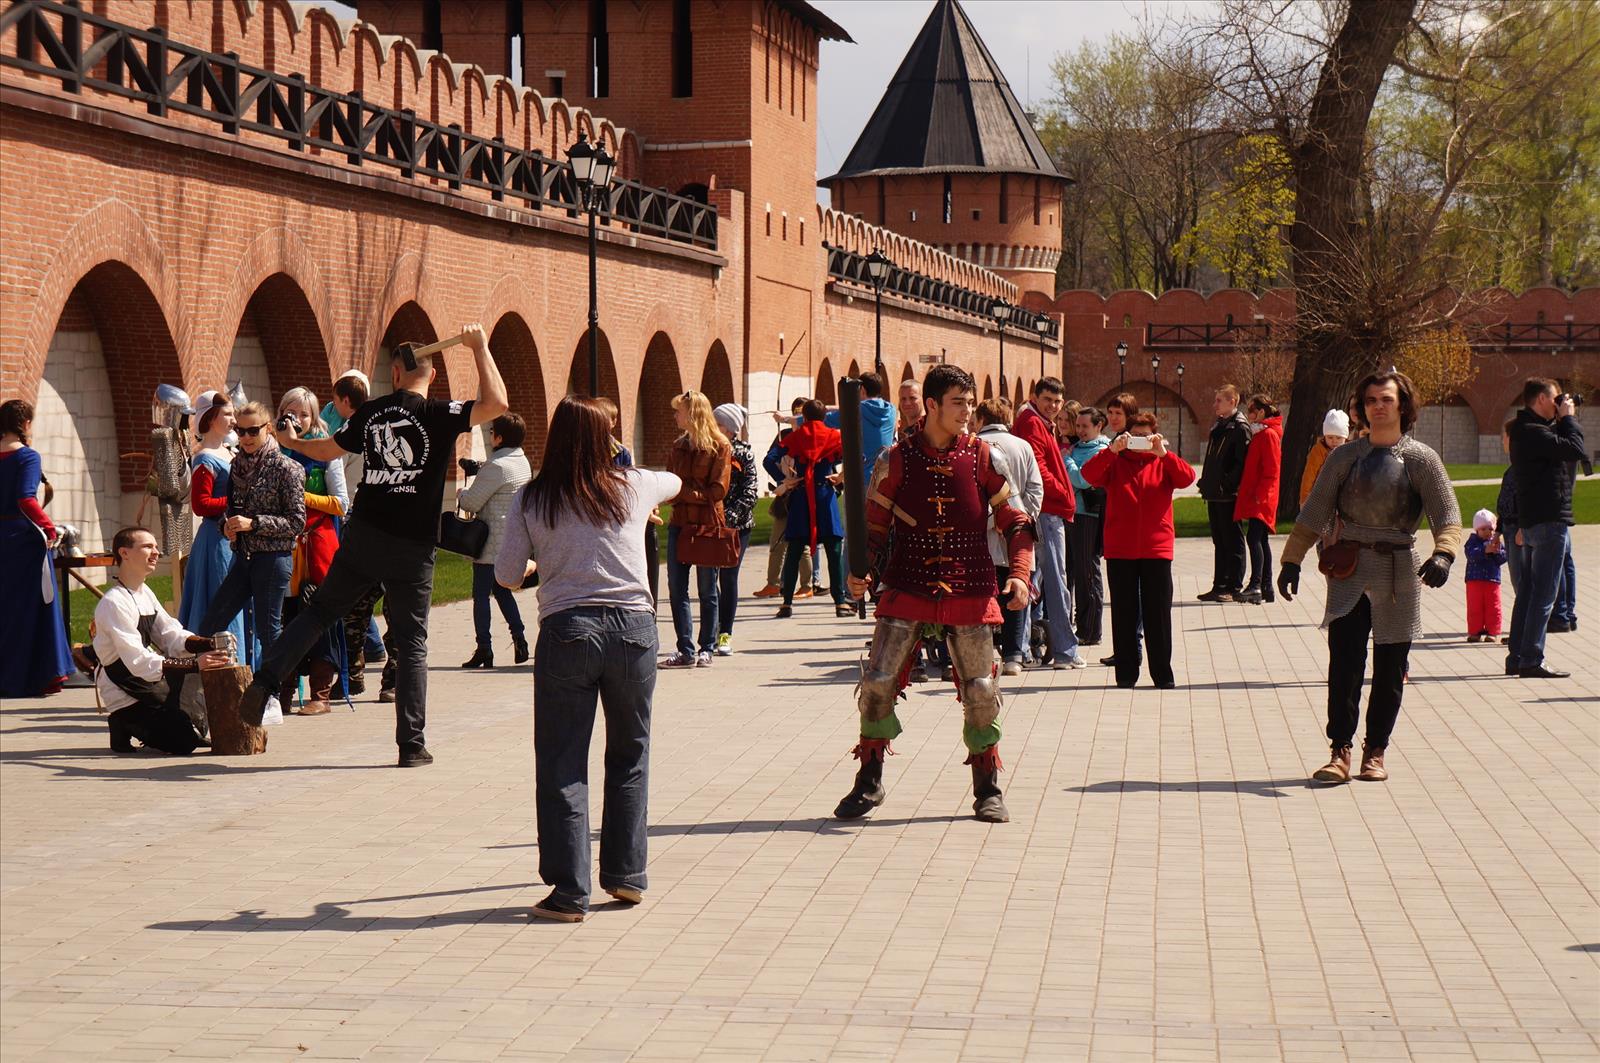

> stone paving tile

[{"left": 2, "top": 530, "right": 1596, "bottom": 1061}]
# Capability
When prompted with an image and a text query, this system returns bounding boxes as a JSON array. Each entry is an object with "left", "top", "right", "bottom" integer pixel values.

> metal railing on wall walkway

[
  {"left": 0, "top": 0, "right": 718, "bottom": 249},
  {"left": 824, "top": 242, "right": 1058, "bottom": 339}
]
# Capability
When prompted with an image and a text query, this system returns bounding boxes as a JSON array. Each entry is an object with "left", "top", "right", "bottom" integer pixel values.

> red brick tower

[
  {"left": 356, "top": 0, "right": 852, "bottom": 426},
  {"left": 820, "top": 0, "right": 1067, "bottom": 300}
]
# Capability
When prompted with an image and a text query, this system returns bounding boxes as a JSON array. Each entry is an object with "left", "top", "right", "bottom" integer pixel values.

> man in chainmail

[{"left": 1277, "top": 370, "right": 1463, "bottom": 785}]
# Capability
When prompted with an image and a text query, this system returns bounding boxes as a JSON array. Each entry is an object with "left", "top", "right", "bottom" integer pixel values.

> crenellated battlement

[
  {"left": 0, "top": 0, "right": 648, "bottom": 201},
  {"left": 818, "top": 205, "right": 1017, "bottom": 304}
]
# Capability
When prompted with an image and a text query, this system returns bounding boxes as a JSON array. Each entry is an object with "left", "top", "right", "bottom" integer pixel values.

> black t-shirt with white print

[{"left": 336, "top": 390, "right": 474, "bottom": 541}]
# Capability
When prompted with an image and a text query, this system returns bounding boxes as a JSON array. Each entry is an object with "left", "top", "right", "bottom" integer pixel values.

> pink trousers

[{"left": 1466, "top": 579, "right": 1503, "bottom": 637}]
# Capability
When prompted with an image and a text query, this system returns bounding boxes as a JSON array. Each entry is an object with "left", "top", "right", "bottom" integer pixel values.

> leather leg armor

[
  {"left": 857, "top": 616, "right": 922, "bottom": 735},
  {"left": 945, "top": 624, "right": 1001, "bottom": 735}
]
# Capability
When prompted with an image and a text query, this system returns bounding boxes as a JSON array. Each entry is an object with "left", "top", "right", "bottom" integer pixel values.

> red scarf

[{"left": 782, "top": 420, "right": 842, "bottom": 549}]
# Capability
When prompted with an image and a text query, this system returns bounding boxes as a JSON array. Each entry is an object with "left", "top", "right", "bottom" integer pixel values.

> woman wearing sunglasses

[{"left": 196, "top": 401, "right": 305, "bottom": 673}]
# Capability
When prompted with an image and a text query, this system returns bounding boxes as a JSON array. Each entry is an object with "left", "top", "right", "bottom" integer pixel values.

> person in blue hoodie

[
  {"left": 823, "top": 371, "right": 898, "bottom": 486},
  {"left": 1063, "top": 406, "right": 1110, "bottom": 646}
]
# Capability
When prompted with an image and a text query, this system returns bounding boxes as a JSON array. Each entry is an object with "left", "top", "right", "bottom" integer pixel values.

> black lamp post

[
  {"left": 1176, "top": 363, "right": 1186, "bottom": 455},
  {"left": 1035, "top": 316, "right": 1050, "bottom": 380},
  {"left": 991, "top": 300, "right": 1011, "bottom": 392},
  {"left": 1116, "top": 341, "right": 1128, "bottom": 390},
  {"left": 1151, "top": 354, "right": 1161, "bottom": 423},
  {"left": 568, "top": 132, "right": 618, "bottom": 397},
  {"left": 865, "top": 249, "right": 893, "bottom": 380}
]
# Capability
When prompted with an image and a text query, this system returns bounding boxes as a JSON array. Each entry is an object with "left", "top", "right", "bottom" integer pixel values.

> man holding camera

[
  {"left": 1505, "top": 378, "right": 1586, "bottom": 679},
  {"left": 238, "top": 323, "right": 508, "bottom": 765}
]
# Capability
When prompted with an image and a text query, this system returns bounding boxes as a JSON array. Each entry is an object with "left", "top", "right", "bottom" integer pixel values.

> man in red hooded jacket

[
  {"left": 837, "top": 365, "right": 1035, "bottom": 824},
  {"left": 1011, "top": 378, "right": 1083, "bottom": 668}
]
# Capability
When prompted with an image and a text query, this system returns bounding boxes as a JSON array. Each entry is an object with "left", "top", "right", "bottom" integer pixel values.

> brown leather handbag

[
  {"left": 1318, "top": 541, "right": 1359, "bottom": 580},
  {"left": 676, "top": 521, "right": 741, "bottom": 568}
]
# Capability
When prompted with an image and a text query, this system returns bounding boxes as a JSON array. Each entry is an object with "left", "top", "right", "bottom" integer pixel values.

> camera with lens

[
  {"left": 276, "top": 413, "right": 297, "bottom": 433},
  {"left": 1562, "top": 392, "right": 1584, "bottom": 408}
]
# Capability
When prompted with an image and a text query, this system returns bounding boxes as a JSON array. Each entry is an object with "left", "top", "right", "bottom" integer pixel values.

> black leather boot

[
  {"left": 108, "top": 711, "right": 137, "bottom": 754},
  {"left": 513, "top": 637, "right": 530, "bottom": 664},
  {"left": 834, "top": 753, "right": 887, "bottom": 819},
  {"left": 462, "top": 647, "right": 494, "bottom": 669},
  {"left": 969, "top": 748, "right": 1009, "bottom": 822}
]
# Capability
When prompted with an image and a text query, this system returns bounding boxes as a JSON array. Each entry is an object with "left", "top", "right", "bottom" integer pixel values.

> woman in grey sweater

[
  {"left": 457, "top": 413, "right": 533, "bottom": 668},
  {"left": 496, "top": 395, "right": 681, "bottom": 922}
]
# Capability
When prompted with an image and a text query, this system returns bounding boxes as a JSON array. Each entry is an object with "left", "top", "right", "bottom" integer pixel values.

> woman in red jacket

[
  {"left": 1082, "top": 413, "right": 1197, "bottom": 689},
  {"left": 1234, "top": 395, "right": 1283, "bottom": 605}
]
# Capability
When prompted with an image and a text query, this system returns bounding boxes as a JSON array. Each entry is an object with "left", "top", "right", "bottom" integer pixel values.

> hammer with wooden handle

[{"left": 397, "top": 332, "right": 471, "bottom": 369}]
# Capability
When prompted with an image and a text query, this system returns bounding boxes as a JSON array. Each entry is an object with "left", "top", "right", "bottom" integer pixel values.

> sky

[{"left": 811, "top": 0, "right": 1179, "bottom": 189}]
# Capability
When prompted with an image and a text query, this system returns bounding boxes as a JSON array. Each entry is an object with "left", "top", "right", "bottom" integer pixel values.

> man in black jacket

[
  {"left": 1505, "top": 377, "right": 1586, "bottom": 679},
  {"left": 1195, "top": 385, "right": 1252, "bottom": 601}
]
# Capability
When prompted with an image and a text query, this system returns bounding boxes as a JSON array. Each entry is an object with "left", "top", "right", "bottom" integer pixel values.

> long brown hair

[{"left": 522, "top": 395, "right": 631, "bottom": 529}]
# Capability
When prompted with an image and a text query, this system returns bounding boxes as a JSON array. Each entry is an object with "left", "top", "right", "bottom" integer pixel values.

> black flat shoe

[
  {"left": 1519, "top": 665, "right": 1571, "bottom": 679},
  {"left": 776, "top": 605, "right": 793, "bottom": 619},
  {"left": 398, "top": 747, "right": 434, "bottom": 767}
]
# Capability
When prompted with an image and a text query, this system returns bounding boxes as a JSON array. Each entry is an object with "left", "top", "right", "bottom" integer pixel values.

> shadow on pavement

[
  {"left": 2, "top": 747, "right": 395, "bottom": 781},
  {"left": 148, "top": 903, "right": 533, "bottom": 932},
  {"left": 1067, "top": 778, "right": 1310, "bottom": 798}
]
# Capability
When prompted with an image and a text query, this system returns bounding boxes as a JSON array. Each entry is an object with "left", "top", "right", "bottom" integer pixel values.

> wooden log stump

[{"left": 203, "top": 665, "right": 267, "bottom": 755}]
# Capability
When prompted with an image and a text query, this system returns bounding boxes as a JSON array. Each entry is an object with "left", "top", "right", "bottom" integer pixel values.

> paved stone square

[{"left": 2, "top": 531, "right": 1596, "bottom": 1062}]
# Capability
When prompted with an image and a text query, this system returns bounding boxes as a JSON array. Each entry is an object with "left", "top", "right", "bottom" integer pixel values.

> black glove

[
  {"left": 1277, "top": 562, "right": 1300, "bottom": 602},
  {"left": 458, "top": 457, "right": 481, "bottom": 477},
  {"left": 1418, "top": 552, "right": 1452, "bottom": 588}
]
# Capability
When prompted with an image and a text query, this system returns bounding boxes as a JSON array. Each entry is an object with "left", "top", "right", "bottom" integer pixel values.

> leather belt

[{"left": 1347, "top": 539, "right": 1415, "bottom": 555}]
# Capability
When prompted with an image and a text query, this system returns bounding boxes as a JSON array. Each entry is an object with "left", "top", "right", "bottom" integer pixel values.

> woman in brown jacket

[{"left": 661, "top": 391, "right": 732, "bottom": 667}]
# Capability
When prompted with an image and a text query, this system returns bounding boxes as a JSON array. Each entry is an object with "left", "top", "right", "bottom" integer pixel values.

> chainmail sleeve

[{"left": 1406, "top": 439, "right": 1463, "bottom": 559}]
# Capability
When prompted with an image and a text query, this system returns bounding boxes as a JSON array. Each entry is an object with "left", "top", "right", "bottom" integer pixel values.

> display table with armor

[
  {"left": 1279, "top": 430, "right": 1461, "bottom": 784},
  {"left": 835, "top": 428, "right": 1034, "bottom": 823}
]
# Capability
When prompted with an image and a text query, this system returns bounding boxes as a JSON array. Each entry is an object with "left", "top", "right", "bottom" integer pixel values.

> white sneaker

[
  {"left": 715, "top": 634, "right": 733, "bottom": 657},
  {"left": 659, "top": 652, "right": 697, "bottom": 669},
  {"left": 1001, "top": 660, "right": 1023, "bottom": 677},
  {"left": 696, "top": 651, "right": 715, "bottom": 668},
  {"left": 1050, "top": 655, "right": 1087, "bottom": 670}
]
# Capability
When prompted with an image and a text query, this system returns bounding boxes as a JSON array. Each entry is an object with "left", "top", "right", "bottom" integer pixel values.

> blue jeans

[
  {"left": 198, "top": 550, "right": 293, "bottom": 663},
  {"left": 996, "top": 566, "right": 1029, "bottom": 661},
  {"left": 1503, "top": 523, "right": 1526, "bottom": 596},
  {"left": 1035, "top": 513, "right": 1079, "bottom": 662},
  {"left": 1507, "top": 522, "right": 1570, "bottom": 671},
  {"left": 665, "top": 525, "right": 720, "bottom": 656},
  {"left": 533, "top": 606, "right": 656, "bottom": 911},
  {"left": 1556, "top": 538, "right": 1577, "bottom": 623},
  {"left": 471, "top": 562, "right": 526, "bottom": 649},
  {"left": 717, "top": 528, "right": 753, "bottom": 637}
]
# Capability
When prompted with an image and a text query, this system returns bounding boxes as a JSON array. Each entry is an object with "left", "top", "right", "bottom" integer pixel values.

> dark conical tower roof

[{"left": 823, "top": 0, "right": 1061, "bottom": 183}]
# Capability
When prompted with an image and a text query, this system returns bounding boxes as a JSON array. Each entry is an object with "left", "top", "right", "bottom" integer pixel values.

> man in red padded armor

[{"left": 837, "top": 365, "right": 1035, "bottom": 823}]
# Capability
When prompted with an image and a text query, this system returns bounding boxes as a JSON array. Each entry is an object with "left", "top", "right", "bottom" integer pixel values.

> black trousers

[
  {"left": 254, "top": 521, "right": 436, "bottom": 753},
  {"left": 1326, "top": 594, "right": 1410, "bottom": 750},
  {"left": 1206, "top": 500, "right": 1246, "bottom": 592},
  {"left": 108, "top": 683, "right": 200, "bottom": 755},
  {"left": 1070, "top": 513, "right": 1104, "bottom": 643},
  {"left": 1106, "top": 558, "right": 1174, "bottom": 687},
  {"left": 1244, "top": 518, "right": 1274, "bottom": 597}
]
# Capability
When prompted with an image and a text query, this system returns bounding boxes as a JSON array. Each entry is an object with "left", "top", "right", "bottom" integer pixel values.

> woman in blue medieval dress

[
  {"left": 0, "top": 398, "right": 74, "bottom": 699},
  {"left": 179, "top": 390, "right": 252, "bottom": 665}
]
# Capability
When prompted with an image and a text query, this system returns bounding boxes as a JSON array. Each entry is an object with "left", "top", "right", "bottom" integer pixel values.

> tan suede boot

[
  {"left": 1357, "top": 743, "right": 1388, "bottom": 782},
  {"left": 298, "top": 660, "right": 336, "bottom": 716},
  {"left": 1312, "top": 745, "right": 1353, "bottom": 785}
]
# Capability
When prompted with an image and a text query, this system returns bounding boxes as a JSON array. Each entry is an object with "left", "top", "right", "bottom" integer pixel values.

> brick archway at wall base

[
  {"left": 240, "top": 273, "right": 333, "bottom": 405},
  {"left": 701, "top": 341, "right": 735, "bottom": 408},
  {"left": 566, "top": 328, "right": 621, "bottom": 408},
  {"left": 490, "top": 313, "right": 548, "bottom": 465},
  {"left": 55, "top": 262, "right": 187, "bottom": 492},
  {"left": 815, "top": 359, "right": 836, "bottom": 405},
  {"left": 637, "top": 332, "right": 684, "bottom": 467}
]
